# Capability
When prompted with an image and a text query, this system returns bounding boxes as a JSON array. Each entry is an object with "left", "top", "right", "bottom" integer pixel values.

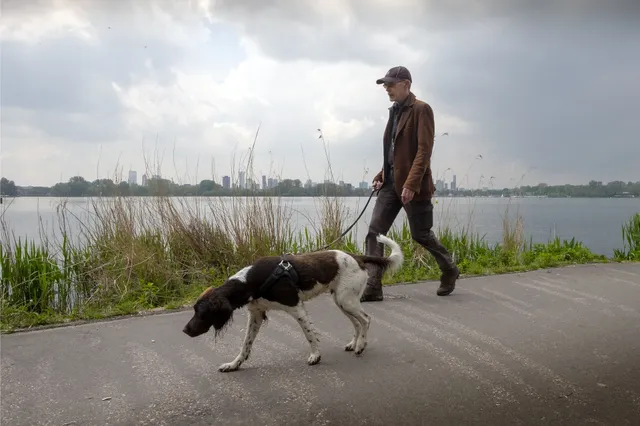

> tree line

[
  {"left": 1, "top": 176, "right": 638, "bottom": 198},
  {"left": 0, "top": 176, "right": 372, "bottom": 197}
]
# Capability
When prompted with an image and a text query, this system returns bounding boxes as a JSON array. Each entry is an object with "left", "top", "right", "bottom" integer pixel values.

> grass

[
  {"left": 0, "top": 145, "right": 634, "bottom": 333},
  {"left": 614, "top": 212, "right": 640, "bottom": 261}
]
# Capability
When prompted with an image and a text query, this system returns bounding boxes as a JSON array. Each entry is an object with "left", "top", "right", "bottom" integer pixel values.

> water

[{"left": 1, "top": 196, "right": 638, "bottom": 257}]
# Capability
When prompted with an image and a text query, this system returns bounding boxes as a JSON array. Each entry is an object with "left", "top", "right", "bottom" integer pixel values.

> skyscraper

[{"left": 238, "top": 171, "right": 246, "bottom": 189}]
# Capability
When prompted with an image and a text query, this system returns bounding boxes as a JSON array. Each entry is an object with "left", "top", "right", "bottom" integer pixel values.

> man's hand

[
  {"left": 401, "top": 187, "right": 415, "bottom": 204},
  {"left": 373, "top": 180, "right": 383, "bottom": 191}
]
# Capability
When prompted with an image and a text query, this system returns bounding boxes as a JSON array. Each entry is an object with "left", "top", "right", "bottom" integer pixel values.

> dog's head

[{"left": 182, "top": 287, "right": 234, "bottom": 338}]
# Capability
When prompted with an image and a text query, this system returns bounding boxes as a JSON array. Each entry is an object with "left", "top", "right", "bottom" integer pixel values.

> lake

[{"left": 1, "top": 196, "right": 638, "bottom": 257}]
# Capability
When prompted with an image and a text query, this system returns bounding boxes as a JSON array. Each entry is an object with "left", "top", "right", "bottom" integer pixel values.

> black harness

[{"left": 256, "top": 256, "right": 299, "bottom": 298}]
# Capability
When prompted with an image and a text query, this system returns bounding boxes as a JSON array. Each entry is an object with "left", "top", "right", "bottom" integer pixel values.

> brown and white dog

[{"left": 182, "top": 234, "right": 403, "bottom": 372}]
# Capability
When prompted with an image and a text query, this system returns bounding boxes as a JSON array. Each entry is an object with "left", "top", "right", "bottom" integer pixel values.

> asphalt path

[{"left": 2, "top": 263, "right": 640, "bottom": 425}]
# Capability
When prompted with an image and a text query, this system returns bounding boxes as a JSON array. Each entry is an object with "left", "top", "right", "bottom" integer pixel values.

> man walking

[{"left": 361, "top": 65, "right": 460, "bottom": 302}]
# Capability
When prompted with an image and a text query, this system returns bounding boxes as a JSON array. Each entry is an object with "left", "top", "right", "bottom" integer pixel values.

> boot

[
  {"left": 437, "top": 265, "right": 460, "bottom": 296},
  {"left": 361, "top": 264, "right": 384, "bottom": 302}
]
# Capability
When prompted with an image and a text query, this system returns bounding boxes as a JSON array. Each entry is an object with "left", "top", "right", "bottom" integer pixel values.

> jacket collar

[
  {"left": 389, "top": 92, "right": 416, "bottom": 112},
  {"left": 391, "top": 92, "right": 416, "bottom": 138}
]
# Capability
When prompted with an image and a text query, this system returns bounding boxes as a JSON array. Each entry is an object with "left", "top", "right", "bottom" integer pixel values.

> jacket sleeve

[{"left": 403, "top": 103, "right": 434, "bottom": 194}]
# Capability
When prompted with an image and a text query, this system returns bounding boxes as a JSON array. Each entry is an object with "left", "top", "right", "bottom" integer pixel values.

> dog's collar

[{"left": 256, "top": 255, "right": 298, "bottom": 298}]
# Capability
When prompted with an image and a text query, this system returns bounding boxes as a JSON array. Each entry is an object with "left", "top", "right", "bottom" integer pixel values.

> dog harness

[{"left": 257, "top": 256, "right": 299, "bottom": 298}]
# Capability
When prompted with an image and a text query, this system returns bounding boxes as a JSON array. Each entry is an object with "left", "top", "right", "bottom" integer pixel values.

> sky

[{"left": 1, "top": 0, "right": 639, "bottom": 190}]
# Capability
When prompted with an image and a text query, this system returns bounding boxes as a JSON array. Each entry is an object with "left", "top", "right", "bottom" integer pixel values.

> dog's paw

[
  {"left": 344, "top": 339, "right": 356, "bottom": 352},
  {"left": 307, "top": 353, "right": 321, "bottom": 365},
  {"left": 218, "top": 362, "right": 240, "bottom": 372},
  {"left": 354, "top": 340, "right": 368, "bottom": 356}
]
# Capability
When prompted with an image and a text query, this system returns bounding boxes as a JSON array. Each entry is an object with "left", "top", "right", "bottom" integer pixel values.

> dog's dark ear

[{"left": 204, "top": 296, "right": 233, "bottom": 331}]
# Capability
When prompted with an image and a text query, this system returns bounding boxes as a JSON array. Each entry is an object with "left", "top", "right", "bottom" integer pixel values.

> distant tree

[{"left": 0, "top": 177, "right": 18, "bottom": 196}]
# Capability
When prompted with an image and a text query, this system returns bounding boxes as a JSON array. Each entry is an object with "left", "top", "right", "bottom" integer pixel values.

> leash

[
  {"left": 312, "top": 188, "right": 377, "bottom": 252},
  {"left": 258, "top": 188, "right": 377, "bottom": 299}
]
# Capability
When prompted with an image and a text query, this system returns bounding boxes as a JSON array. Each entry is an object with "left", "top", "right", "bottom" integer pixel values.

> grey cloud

[
  {"left": 1, "top": 38, "right": 127, "bottom": 142},
  {"left": 408, "top": 19, "right": 640, "bottom": 181},
  {"left": 205, "top": 0, "right": 419, "bottom": 65},
  {"left": 0, "top": 4, "right": 191, "bottom": 144},
  {"left": 2, "top": 39, "right": 122, "bottom": 115},
  {"left": 207, "top": 0, "right": 640, "bottom": 64}
]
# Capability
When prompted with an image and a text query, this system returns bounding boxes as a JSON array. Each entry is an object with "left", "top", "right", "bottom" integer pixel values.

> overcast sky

[{"left": 1, "top": 0, "right": 638, "bottom": 189}]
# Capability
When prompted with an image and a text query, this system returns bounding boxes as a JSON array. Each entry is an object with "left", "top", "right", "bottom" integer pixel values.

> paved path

[{"left": 2, "top": 263, "right": 640, "bottom": 426}]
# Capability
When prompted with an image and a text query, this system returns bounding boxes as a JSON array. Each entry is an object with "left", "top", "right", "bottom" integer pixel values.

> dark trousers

[{"left": 365, "top": 183, "right": 457, "bottom": 275}]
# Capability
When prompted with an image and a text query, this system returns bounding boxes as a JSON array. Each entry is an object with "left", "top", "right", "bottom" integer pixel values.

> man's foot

[
  {"left": 437, "top": 266, "right": 460, "bottom": 296},
  {"left": 361, "top": 264, "right": 384, "bottom": 302}
]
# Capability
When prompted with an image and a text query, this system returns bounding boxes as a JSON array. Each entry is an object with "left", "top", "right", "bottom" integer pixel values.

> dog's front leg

[
  {"left": 289, "top": 303, "right": 321, "bottom": 366},
  {"left": 219, "top": 307, "right": 264, "bottom": 372}
]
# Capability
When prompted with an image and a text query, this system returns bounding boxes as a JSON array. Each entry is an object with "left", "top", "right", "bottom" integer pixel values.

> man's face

[{"left": 383, "top": 80, "right": 409, "bottom": 102}]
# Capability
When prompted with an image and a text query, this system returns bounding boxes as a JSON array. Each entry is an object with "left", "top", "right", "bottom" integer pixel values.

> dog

[{"left": 182, "top": 234, "right": 403, "bottom": 372}]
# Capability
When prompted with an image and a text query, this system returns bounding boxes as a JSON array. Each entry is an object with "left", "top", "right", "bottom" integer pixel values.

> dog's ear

[{"left": 202, "top": 295, "right": 234, "bottom": 332}]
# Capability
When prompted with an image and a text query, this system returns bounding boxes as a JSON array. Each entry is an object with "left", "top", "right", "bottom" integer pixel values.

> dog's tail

[{"left": 351, "top": 234, "right": 404, "bottom": 275}]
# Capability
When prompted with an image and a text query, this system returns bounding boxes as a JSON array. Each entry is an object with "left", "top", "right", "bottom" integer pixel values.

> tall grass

[{"left": 614, "top": 213, "right": 640, "bottom": 260}]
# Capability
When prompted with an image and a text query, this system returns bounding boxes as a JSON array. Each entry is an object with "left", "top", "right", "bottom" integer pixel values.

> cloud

[{"left": 1, "top": 0, "right": 638, "bottom": 189}]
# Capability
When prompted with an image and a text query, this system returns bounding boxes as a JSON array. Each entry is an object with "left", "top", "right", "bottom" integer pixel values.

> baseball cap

[{"left": 376, "top": 66, "right": 412, "bottom": 85}]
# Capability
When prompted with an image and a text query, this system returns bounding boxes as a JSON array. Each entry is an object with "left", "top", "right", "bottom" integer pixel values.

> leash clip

[{"left": 278, "top": 259, "right": 292, "bottom": 271}]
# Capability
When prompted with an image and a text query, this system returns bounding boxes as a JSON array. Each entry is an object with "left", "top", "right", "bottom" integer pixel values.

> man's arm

[{"left": 403, "top": 103, "right": 435, "bottom": 195}]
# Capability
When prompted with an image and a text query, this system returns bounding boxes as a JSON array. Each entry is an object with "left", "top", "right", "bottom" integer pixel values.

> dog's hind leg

[
  {"left": 332, "top": 291, "right": 361, "bottom": 352},
  {"left": 219, "top": 306, "right": 265, "bottom": 372},
  {"left": 287, "top": 302, "right": 322, "bottom": 366},
  {"left": 334, "top": 275, "right": 371, "bottom": 355}
]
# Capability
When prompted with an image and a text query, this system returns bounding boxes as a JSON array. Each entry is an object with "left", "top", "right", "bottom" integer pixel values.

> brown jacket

[{"left": 373, "top": 92, "right": 436, "bottom": 200}]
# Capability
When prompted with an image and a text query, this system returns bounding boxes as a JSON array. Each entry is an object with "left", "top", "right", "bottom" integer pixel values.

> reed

[{"left": 614, "top": 213, "right": 640, "bottom": 260}]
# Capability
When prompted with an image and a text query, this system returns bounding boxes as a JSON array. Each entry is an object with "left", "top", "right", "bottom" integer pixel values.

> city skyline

[{"left": 13, "top": 168, "right": 464, "bottom": 193}]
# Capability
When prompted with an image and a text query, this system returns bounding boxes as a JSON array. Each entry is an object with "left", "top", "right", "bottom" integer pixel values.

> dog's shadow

[{"left": 211, "top": 345, "right": 391, "bottom": 377}]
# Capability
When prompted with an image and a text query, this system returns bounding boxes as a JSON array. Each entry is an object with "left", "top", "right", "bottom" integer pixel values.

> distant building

[
  {"left": 141, "top": 174, "right": 148, "bottom": 186},
  {"left": 128, "top": 170, "right": 137, "bottom": 185},
  {"left": 359, "top": 181, "right": 369, "bottom": 189},
  {"left": 247, "top": 178, "right": 259, "bottom": 190},
  {"left": 238, "top": 171, "right": 246, "bottom": 189},
  {"left": 451, "top": 174, "right": 457, "bottom": 191},
  {"left": 222, "top": 176, "right": 230, "bottom": 189},
  {"left": 262, "top": 175, "right": 267, "bottom": 190}
]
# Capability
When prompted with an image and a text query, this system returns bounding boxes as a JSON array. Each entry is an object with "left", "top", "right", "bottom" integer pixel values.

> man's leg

[
  {"left": 404, "top": 198, "right": 460, "bottom": 296},
  {"left": 361, "top": 185, "right": 403, "bottom": 302}
]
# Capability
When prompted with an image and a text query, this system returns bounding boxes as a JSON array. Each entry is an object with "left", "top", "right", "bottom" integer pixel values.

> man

[{"left": 361, "top": 65, "right": 460, "bottom": 302}]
